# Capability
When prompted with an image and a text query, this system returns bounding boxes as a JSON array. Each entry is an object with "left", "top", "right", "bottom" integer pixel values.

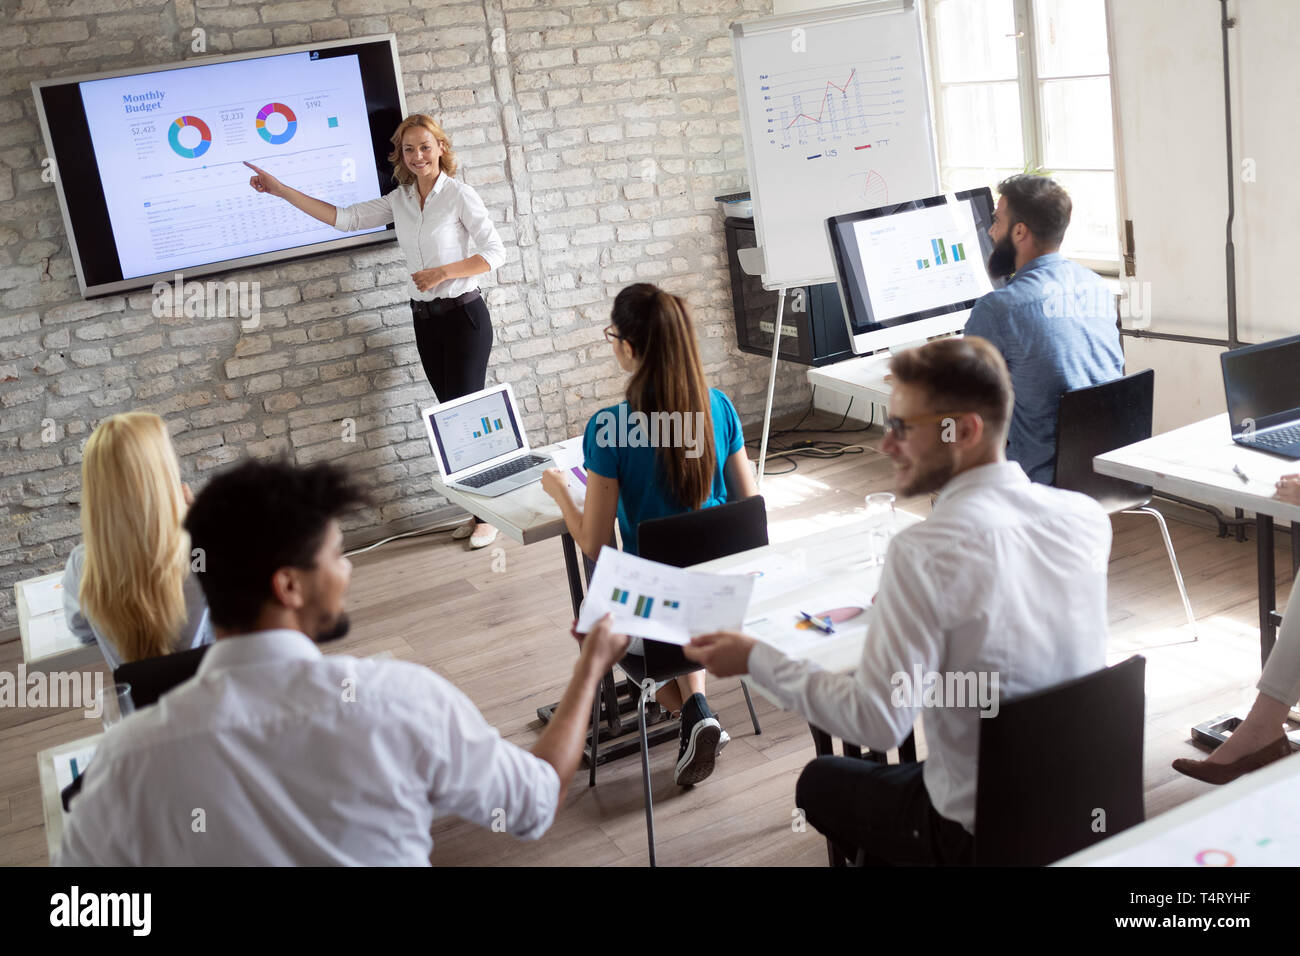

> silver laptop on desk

[
  {"left": 1222, "top": 333, "right": 1300, "bottom": 460},
  {"left": 422, "top": 384, "right": 554, "bottom": 497}
]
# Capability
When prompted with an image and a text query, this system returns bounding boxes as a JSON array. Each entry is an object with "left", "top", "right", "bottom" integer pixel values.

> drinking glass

[
  {"left": 97, "top": 682, "right": 134, "bottom": 732},
  {"left": 865, "top": 492, "right": 897, "bottom": 566}
]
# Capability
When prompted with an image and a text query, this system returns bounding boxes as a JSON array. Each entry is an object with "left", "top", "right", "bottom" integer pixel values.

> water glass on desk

[
  {"left": 864, "top": 492, "right": 897, "bottom": 567},
  {"left": 97, "top": 682, "right": 134, "bottom": 731}
]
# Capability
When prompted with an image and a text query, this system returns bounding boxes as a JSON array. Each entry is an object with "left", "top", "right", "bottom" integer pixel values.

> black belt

[{"left": 411, "top": 289, "right": 481, "bottom": 316}]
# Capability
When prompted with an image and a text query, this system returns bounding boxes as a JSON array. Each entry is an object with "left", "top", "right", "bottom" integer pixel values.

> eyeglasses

[
  {"left": 884, "top": 412, "right": 968, "bottom": 439},
  {"left": 603, "top": 325, "right": 625, "bottom": 344}
]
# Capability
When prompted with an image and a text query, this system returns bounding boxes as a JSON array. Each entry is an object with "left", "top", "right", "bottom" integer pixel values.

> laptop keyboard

[
  {"left": 460, "top": 455, "right": 550, "bottom": 488},
  {"left": 1251, "top": 424, "right": 1300, "bottom": 450}
]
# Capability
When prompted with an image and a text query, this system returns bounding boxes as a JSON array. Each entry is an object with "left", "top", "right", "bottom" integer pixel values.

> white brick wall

[{"left": 0, "top": 0, "right": 815, "bottom": 627}]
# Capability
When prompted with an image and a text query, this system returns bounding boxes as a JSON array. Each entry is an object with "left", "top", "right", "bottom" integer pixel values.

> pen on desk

[
  {"left": 800, "top": 611, "right": 835, "bottom": 634},
  {"left": 1233, "top": 464, "right": 1250, "bottom": 484}
]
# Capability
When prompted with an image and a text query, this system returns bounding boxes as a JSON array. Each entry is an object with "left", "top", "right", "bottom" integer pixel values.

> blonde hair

[
  {"left": 387, "top": 114, "right": 458, "bottom": 185},
  {"left": 78, "top": 413, "right": 191, "bottom": 663}
]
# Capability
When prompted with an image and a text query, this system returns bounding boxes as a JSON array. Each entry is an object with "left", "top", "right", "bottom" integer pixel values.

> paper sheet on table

[
  {"left": 577, "top": 546, "right": 754, "bottom": 645},
  {"left": 1081, "top": 766, "right": 1300, "bottom": 866},
  {"left": 732, "top": 553, "right": 824, "bottom": 605},
  {"left": 53, "top": 743, "right": 100, "bottom": 797},
  {"left": 27, "top": 612, "right": 77, "bottom": 659},
  {"left": 547, "top": 442, "right": 588, "bottom": 508},
  {"left": 21, "top": 576, "right": 66, "bottom": 617},
  {"left": 744, "top": 590, "right": 873, "bottom": 655}
]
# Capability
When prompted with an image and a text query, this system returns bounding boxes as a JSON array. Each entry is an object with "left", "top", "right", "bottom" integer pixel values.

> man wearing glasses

[{"left": 685, "top": 337, "right": 1111, "bottom": 865}]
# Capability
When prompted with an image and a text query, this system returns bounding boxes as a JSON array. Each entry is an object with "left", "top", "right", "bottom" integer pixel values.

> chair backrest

[
  {"left": 973, "top": 654, "right": 1146, "bottom": 866},
  {"left": 632, "top": 496, "right": 769, "bottom": 679},
  {"left": 1053, "top": 368, "right": 1154, "bottom": 512},
  {"left": 113, "top": 643, "right": 211, "bottom": 710}
]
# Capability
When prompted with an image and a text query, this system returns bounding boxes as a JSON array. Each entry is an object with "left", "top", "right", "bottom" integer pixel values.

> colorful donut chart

[
  {"left": 167, "top": 115, "right": 212, "bottom": 158},
  {"left": 256, "top": 102, "right": 298, "bottom": 145},
  {"left": 1194, "top": 848, "right": 1235, "bottom": 866}
]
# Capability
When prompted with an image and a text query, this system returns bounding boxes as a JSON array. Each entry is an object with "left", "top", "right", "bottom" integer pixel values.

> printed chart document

[{"left": 577, "top": 547, "right": 754, "bottom": 645}]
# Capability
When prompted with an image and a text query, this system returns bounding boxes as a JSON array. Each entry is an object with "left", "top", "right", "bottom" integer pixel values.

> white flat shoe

[
  {"left": 469, "top": 524, "right": 499, "bottom": 549},
  {"left": 451, "top": 518, "right": 475, "bottom": 540}
]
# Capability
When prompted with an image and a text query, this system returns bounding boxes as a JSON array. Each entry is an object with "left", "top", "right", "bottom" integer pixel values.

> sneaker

[
  {"left": 717, "top": 729, "right": 731, "bottom": 755},
  {"left": 468, "top": 524, "right": 499, "bottom": 549},
  {"left": 451, "top": 518, "right": 476, "bottom": 540},
  {"left": 675, "top": 716, "right": 722, "bottom": 787}
]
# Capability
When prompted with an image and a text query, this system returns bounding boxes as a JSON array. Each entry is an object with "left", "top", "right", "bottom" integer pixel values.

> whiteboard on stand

[{"left": 731, "top": 0, "right": 940, "bottom": 289}]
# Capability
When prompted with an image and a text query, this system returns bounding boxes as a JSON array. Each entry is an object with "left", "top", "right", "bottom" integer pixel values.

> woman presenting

[{"left": 246, "top": 114, "right": 506, "bottom": 549}]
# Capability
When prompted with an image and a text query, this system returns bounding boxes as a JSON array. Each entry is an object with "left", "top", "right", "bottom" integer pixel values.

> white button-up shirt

[
  {"left": 334, "top": 174, "right": 506, "bottom": 301},
  {"left": 57, "top": 630, "right": 560, "bottom": 866},
  {"left": 748, "top": 461, "right": 1111, "bottom": 832}
]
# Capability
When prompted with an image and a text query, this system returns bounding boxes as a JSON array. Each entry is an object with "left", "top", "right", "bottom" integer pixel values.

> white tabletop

[
  {"left": 807, "top": 352, "right": 894, "bottom": 409},
  {"left": 689, "top": 509, "right": 924, "bottom": 706},
  {"left": 1055, "top": 743, "right": 1300, "bottom": 866},
  {"left": 16, "top": 572, "right": 101, "bottom": 673},
  {"left": 37, "top": 732, "right": 102, "bottom": 863},
  {"left": 1094, "top": 413, "right": 1300, "bottom": 523},
  {"left": 431, "top": 437, "right": 583, "bottom": 546}
]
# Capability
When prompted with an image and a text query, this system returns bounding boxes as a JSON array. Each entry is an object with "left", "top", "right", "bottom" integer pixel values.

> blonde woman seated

[
  {"left": 1173, "top": 473, "right": 1300, "bottom": 784},
  {"left": 62, "top": 412, "right": 213, "bottom": 672}
]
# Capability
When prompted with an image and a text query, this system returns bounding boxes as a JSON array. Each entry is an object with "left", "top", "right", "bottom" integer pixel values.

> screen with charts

[
  {"left": 33, "top": 36, "right": 405, "bottom": 297},
  {"left": 430, "top": 390, "right": 524, "bottom": 476},
  {"left": 827, "top": 188, "right": 1000, "bottom": 337}
]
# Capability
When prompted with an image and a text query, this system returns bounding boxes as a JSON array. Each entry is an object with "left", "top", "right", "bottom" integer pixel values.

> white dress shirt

[
  {"left": 334, "top": 173, "right": 506, "bottom": 301},
  {"left": 57, "top": 630, "right": 560, "bottom": 866},
  {"left": 748, "top": 461, "right": 1111, "bottom": 832}
]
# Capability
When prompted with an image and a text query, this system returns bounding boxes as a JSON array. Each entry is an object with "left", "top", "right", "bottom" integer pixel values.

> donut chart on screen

[
  {"left": 256, "top": 102, "right": 298, "bottom": 145},
  {"left": 167, "top": 115, "right": 211, "bottom": 158}
]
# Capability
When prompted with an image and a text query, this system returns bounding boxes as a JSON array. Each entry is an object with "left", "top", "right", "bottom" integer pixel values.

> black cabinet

[{"left": 723, "top": 217, "right": 853, "bottom": 367}]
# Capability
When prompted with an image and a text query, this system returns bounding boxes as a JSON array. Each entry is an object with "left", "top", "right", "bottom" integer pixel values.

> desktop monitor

[{"left": 826, "top": 187, "right": 1001, "bottom": 355}]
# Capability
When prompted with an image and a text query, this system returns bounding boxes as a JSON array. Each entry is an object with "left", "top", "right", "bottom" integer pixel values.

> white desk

[
  {"left": 432, "top": 436, "right": 588, "bottom": 616},
  {"left": 806, "top": 351, "right": 893, "bottom": 414},
  {"left": 1056, "top": 744, "right": 1300, "bottom": 866},
  {"left": 16, "top": 572, "right": 100, "bottom": 673},
  {"left": 1095, "top": 413, "right": 1300, "bottom": 663},
  {"left": 36, "top": 732, "right": 102, "bottom": 864}
]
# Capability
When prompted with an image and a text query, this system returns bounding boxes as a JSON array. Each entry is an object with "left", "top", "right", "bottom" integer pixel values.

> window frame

[{"left": 924, "top": 0, "right": 1122, "bottom": 276}]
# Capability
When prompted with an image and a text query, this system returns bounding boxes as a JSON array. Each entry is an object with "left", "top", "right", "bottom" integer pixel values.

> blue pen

[{"left": 800, "top": 611, "right": 835, "bottom": 634}]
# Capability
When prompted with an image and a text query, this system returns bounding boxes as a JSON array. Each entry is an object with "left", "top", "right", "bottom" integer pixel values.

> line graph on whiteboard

[{"left": 760, "top": 56, "right": 907, "bottom": 155}]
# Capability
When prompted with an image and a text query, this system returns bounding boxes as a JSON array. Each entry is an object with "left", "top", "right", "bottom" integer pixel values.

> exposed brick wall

[{"left": 0, "top": 0, "right": 814, "bottom": 628}]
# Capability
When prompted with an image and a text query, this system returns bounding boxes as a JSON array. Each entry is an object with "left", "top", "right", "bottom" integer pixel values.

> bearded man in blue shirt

[{"left": 962, "top": 174, "right": 1125, "bottom": 484}]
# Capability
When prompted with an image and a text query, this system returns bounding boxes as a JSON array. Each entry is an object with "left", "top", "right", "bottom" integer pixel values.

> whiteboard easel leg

[{"left": 756, "top": 286, "right": 787, "bottom": 489}]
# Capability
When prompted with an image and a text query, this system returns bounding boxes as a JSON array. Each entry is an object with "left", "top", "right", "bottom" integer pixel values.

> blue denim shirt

[{"left": 963, "top": 252, "right": 1125, "bottom": 484}]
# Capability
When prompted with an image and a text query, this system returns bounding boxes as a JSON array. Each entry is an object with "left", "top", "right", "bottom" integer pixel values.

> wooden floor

[{"left": 0, "top": 410, "right": 1291, "bottom": 866}]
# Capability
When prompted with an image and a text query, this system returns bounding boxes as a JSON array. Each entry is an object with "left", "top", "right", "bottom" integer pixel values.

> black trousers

[
  {"left": 412, "top": 294, "right": 493, "bottom": 523},
  {"left": 795, "top": 756, "right": 974, "bottom": 866},
  {"left": 410, "top": 293, "right": 493, "bottom": 401}
]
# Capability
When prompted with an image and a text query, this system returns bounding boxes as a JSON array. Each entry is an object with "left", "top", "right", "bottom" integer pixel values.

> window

[{"left": 926, "top": 0, "right": 1118, "bottom": 271}]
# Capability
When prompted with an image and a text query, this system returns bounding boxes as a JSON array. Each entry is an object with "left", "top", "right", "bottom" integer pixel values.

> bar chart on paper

[{"left": 578, "top": 548, "right": 754, "bottom": 645}]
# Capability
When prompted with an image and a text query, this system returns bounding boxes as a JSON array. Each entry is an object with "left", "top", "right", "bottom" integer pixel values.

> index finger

[{"left": 243, "top": 161, "right": 265, "bottom": 174}]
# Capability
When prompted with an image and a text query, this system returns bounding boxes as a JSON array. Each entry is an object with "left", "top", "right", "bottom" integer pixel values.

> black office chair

[
  {"left": 113, "top": 644, "right": 211, "bottom": 709},
  {"left": 1054, "top": 369, "right": 1197, "bottom": 636},
  {"left": 973, "top": 654, "right": 1146, "bottom": 865},
  {"left": 591, "top": 495, "right": 768, "bottom": 866}
]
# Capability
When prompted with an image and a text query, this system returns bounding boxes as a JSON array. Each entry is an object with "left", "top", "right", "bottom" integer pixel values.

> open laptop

[
  {"left": 422, "top": 384, "right": 554, "bottom": 497},
  {"left": 1222, "top": 333, "right": 1300, "bottom": 459}
]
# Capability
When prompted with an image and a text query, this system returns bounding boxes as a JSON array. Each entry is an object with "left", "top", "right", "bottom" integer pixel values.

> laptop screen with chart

[
  {"left": 425, "top": 386, "right": 528, "bottom": 479},
  {"left": 827, "top": 188, "right": 999, "bottom": 354}
]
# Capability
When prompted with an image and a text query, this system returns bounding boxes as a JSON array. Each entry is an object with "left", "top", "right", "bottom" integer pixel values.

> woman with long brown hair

[
  {"left": 542, "top": 283, "right": 759, "bottom": 788},
  {"left": 245, "top": 114, "right": 506, "bottom": 549},
  {"left": 62, "top": 412, "right": 212, "bottom": 671}
]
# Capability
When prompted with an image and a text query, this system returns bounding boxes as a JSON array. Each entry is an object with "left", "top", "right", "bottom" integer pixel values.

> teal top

[{"left": 582, "top": 388, "right": 746, "bottom": 556}]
